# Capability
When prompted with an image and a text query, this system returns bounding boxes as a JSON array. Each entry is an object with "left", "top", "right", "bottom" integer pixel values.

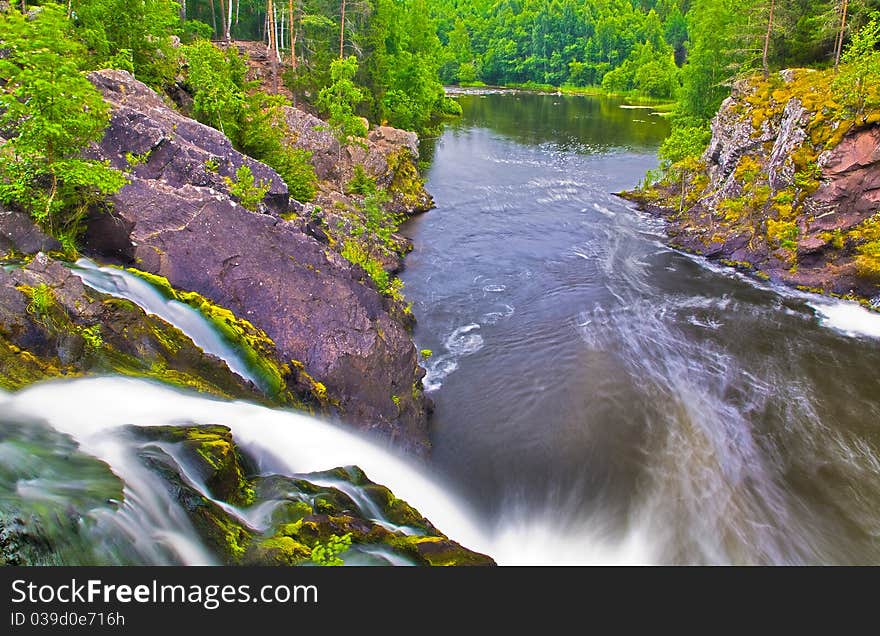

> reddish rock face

[
  {"left": 82, "top": 70, "right": 431, "bottom": 455},
  {"left": 813, "top": 126, "right": 880, "bottom": 218}
]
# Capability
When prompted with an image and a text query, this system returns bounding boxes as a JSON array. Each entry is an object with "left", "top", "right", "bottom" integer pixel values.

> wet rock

[
  {"left": 0, "top": 207, "right": 61, "bottom": 256},
  {"left": 83, "top": 70, "right": 431, "bottom": 454},
  {"left": 134, "top": 425, "right": 495, "bottom": 566},
  {"left": 0, "top": 252, "right": 264, "bottom": 398}
]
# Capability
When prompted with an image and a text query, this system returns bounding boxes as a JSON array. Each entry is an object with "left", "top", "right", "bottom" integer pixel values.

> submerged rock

[
  {"left": 131, "top": 424, "right": 495, "bottom": 566},
  {"left": 82, "top": 69, "right": 431, "bottom": 454}
]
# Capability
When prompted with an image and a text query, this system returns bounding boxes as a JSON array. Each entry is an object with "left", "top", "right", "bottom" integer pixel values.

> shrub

[
  {"left": 0, "top": 6, "right": 126, "bottom": 247},
  {"left": 225, "top": 166, "right": 269, "bottom": 211}
]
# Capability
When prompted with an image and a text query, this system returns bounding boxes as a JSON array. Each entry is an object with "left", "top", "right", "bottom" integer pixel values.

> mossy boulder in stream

[
  {"left": 131, "top": 424, "right": 495, "bottom": 566},
  {"left": 0, "top": 253, "right": 267, "bottom": 400}
]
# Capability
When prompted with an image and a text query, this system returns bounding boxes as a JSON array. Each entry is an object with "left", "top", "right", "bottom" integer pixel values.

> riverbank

[
  {"left": 450, "top": 82, "right": 676, "bottom": 109},
  {"left": 0, "top": 65, "right": 499, "bottom": 566},
  {"left": 2, "top": 67, "right": 437, "bottom": 452},
  {"left": 621, "top": 68, "right": 880, "bottom": 309}
]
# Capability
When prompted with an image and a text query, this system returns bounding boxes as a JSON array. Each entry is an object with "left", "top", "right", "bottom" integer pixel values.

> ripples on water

[{"left": 401, "top": 91, "right": 880, "bottom": 564}]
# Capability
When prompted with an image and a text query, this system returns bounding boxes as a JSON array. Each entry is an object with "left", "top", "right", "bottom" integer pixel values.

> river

[
  {"left": 400, "top": 88, "right": 880, "bottom": 564},
  {"left": 5, "top": 90, "right": 880, "bottom": 566}
]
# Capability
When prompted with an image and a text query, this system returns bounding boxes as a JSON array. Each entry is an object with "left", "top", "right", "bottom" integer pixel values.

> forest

[{"left": 430, "top": 1, "right": 880, "bottom": 110}]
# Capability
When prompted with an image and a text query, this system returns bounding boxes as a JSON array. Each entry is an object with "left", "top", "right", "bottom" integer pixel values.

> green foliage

[
  {"left": 420, "top": 349, "right": 433, "bottom": 359},
  {"left": 317, "top": 56, "right": 369, "bottom": 145},
  {"left": 79, "top": 324, "right": 104, "bottom": 351},
  {"left": 833, "top": 12, "right": 880, "bottom": 115},
  {"left": 181, "top": 19, "right": 215, "bottom": 44},
  {"left": 346, "top": 165, "right": 376, "bottom": 196},
  {"left": 0, "top": 6, "right": 126, "bottom": 245},
  {"left": 658, "top": 118, "right": 712, "bottom": 166},
  {"left": 225, "top": 165, "right": 269, "bottom": 212},
  {"left": 341, "top": 239, "right": 404, "bottom": 301},
  {"left": 183, "top": 42, "right": 317, "bottom": 202},
  {"left": 851, "top": 213, "right": 880, "bottom": 279},
  {"left": 126, "top": 150, "right": 152, "bottom": 168},
  {"left": 24, "top": 284, "right": 56, "bottom": 325},
  {"left": 310, "top": 533, "right": 352, "bottom": 566},
  {"left": 183, "top": 41, "right": 248, "bottom": 141},
  {"left": 70, "top": 0, "right": 182, "bottom": 87},
  {"left": 767, "top": 218, "right": 799, "bottom": 251}
]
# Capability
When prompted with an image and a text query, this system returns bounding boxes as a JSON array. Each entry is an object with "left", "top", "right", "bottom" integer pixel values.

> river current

[
  {"left": 4, "top": 89, "right": 880, "bottom": 565},
  {"left": 400, "top": 89, "right": 880, "bottom": 564}
]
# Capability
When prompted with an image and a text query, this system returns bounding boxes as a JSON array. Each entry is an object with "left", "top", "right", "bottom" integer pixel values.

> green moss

[
  {"left": 386, "top": 148, "right": 429, "bottom": 212},
  {"left": 767, "top": 219, "right": 799, "bottom": 250},
  {"left": 249, "top": 536, "right": 312, "bottom": 565},
  {"left": 123, "top": 267, "right": 290, "bottom": 400},
  {"left": 141, "top": 425, "right": 256, "bottom": 506},
  {"left": 0, "top": 334, "right": 72, "bottom": 390},
  {"left": 855, "top": 240, "right": 880, "bottom": 279},
  {"left": 386, "top": 535, "right": 494, "bottom": 566}
]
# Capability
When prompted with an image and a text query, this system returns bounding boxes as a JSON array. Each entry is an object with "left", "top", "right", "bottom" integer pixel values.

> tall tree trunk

[
  {"left": 289, "top": 0, "right": 297, "bottom": 70},
  {"left": 209, "top": 0, "right": 218, "bottom": 39},
  {"left": 220, "top": 0, "right": 232, "bottom": 42},
  {"left": 227, "top": 0, "right": 234, "bottom": 41},
  {"left": 280, "top": 8, "right": 285, "bottom": 51},
  {"left": 834, "top": 0, "right": 850, "bottom": 72},
  {"left": 180, "top": 0, "right": 186, "bottom": 21},
  {"left": 339, "top": 0, "right": 346, "bottom": 59},
  {"left": 762, "top": 0, "right": 775, "bottom": 78},
  {"left": 267, "top": 0, "right": 279, "bottom": 93}
]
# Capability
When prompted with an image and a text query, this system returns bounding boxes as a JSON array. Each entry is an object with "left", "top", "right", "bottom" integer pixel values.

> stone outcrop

[
  {"left": 623, "top": 68, "right": 880, "bottom": 305},
  {"left": 135, "top": 425, "right": 495, "bottom": 566},
  {"left": 0, "top": 251, "right": 261, "bottom": 398},
  {"left": 80, "top": 69, "right": 431, "bottom": 454}
]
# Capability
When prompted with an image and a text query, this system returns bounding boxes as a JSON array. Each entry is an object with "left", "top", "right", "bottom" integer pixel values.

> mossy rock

[
  {"left": 123, "top": 268, "right": 291, "bottom": 399},
  {"left": 244, "top": 536, "right": 312, "bottom": 565},
  {"left": 0, "top": 333, "right": 74, "bottom": 391},
  {"left": 137, "top": 444, "right": 253, "bottom": 564},
  {"left": 388, "top": 535, "right": 495, "bottom": 567},
  {"left": 132, "top": 425, "right": 255, "bottom": 507}
]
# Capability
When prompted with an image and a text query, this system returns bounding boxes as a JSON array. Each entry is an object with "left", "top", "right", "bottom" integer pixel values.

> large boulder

[
  {"left": 82, "top": 70, "right": 431, "bottom": 454},
  {"left": 85, "top": 69, "right": 290, "bottom": 216},
  {"left": 0, "top": 252, "right": 261, "bottom": 398},
  {"left": 0, "top": 207, "right": 61, "bottom": 256},
  {"left": 284, "top": 106, "right": 434, "bottom": 215}
]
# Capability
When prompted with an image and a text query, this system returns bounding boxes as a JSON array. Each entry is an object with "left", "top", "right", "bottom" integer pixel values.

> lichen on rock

[{"left": 623, "top": 68, "right": 880, "bottom": 306}]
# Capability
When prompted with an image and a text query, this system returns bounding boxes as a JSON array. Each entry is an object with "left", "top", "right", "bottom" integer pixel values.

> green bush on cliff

[
  {"left": 225, "top": 166, "right": 270, "bottom": 212},
  {"left": 0, "top": 6, "right": 127, "bottom": 250},
  {"left": 182, "top": 42, "right": 317, "bottom": 203},
  {"left": 317, "top": 57, "right": 369, "bottom": 149},
  {"left": 833, "top": 12, "right": 880, "bottom": 116}
]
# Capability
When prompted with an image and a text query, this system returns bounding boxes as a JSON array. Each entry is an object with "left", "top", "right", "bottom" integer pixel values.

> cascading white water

[
  {"left": 1, "top": 377, "right": 659, "bottom": 565},
  {"left": 70, "top": 258, "right": 264, "bottom": 389}
]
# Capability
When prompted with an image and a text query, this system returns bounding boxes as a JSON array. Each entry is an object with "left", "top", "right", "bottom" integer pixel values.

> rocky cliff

[
  {"left": 624, "top": 69, "right": 880, "bottom": 306},
  {"left": 1, "top": 69, "right": 433, "bottom": 454}
]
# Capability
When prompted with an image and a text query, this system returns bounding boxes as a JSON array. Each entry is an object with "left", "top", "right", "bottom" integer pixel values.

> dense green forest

[
  {"left": 2, "top": 0, "right": 879, "bottom": 246},
  {"left": 428, "top": 0, "right": 880, "bottom": 110}
]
